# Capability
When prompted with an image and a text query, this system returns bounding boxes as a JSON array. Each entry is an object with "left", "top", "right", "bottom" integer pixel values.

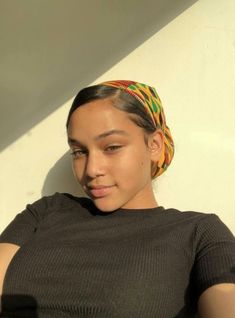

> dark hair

[{"left": 66, "top": 85, "right": 158, "bottom": 140}]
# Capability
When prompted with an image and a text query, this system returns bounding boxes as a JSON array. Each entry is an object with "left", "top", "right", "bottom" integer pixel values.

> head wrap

[{"left": 100, "top": 80, "right": 174, "bottom": 178}]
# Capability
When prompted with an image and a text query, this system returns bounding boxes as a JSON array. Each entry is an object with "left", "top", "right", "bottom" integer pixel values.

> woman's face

[{"left": 67, "top": 98, "right": 163, "bottom": 212}]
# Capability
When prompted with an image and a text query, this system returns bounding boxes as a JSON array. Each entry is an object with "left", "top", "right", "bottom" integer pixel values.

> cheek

[
  {"left": 115, "top": 148, "right": 150, "bottom": 178},
  {"left": 71, "top": 161, "right": 77, "bottom": 178},
  {"left": 71, "top": 160, "right": 83, "bottom": 180}
]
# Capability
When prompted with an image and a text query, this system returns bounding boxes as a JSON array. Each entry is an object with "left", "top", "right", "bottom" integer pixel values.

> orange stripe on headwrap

[{"left": 100, "top": 80, "right": 174, "bottom": 178}]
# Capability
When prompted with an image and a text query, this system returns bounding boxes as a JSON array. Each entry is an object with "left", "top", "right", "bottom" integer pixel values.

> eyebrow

[{"left": 68, "top": 129, "right": 129, "bottom": 145}]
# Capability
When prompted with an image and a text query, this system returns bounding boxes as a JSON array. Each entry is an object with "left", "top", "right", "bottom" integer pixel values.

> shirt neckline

[
  {"left": 62, "top": 193, "right": 165, "bottom": 216},
  {"left": 95, "top": 205, "right": 165, "bottom": 216}
]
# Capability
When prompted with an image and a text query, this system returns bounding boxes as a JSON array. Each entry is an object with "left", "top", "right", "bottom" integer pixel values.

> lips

[{"left": 88, "top": 185, "right": 114, "bottom": 198}]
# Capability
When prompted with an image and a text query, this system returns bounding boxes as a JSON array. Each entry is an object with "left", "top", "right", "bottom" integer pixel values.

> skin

[
  {"left": 67, "top": 97, "right": 164, "bottom": 212},
  {"left": 198, "top": 283, "right": 235, "bottom": 318},
  {"left": 0, "top": 243, "right": 20, "bottom": 310}
]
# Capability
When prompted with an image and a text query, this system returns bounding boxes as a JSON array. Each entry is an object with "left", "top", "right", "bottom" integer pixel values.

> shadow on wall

[
  {"left": 42, "top": 151, "right": 86, "bottom": 198},
  {"left": 0, "top": 0, "right": 197, "bottom": 151}
]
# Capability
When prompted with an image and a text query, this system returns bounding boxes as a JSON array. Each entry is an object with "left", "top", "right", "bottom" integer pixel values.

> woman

[{"left": 0, "top": 80, "right": 235, "bottom": 317}]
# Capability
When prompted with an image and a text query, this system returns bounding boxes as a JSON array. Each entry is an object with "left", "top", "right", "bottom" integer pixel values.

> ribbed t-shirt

[{"left": 0, "top": 192, "right": 235, "bottom": 318}]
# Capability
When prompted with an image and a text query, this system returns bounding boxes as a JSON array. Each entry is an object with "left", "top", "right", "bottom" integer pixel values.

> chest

[{"left": 3, "top": 215, "right": 196, "bottom": 317}]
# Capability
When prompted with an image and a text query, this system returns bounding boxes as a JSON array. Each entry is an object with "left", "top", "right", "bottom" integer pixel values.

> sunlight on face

[{"left": 67, "top": 98, "right": 159, "bottom": 212}]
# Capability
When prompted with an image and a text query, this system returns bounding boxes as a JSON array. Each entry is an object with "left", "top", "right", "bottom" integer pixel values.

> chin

[{"left": 92, "top": 198, "right": 122, "bottom": 212}]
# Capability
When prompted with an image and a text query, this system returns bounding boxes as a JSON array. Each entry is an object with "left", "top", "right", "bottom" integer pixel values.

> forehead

[{"left": 67, "top": 98, "right": 140, "bottom": 138}]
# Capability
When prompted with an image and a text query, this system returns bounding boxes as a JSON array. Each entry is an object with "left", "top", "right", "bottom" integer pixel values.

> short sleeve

[
  {"left": 193, "top": 214, "right": 235, "bottom": 297},
  {"left": 0, "top": 193, "right": 62, "bottom": 246}
]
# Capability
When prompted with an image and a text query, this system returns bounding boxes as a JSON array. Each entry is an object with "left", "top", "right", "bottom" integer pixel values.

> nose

[{"left": 85, "top": 151, "right": 105, "bottom": 178}]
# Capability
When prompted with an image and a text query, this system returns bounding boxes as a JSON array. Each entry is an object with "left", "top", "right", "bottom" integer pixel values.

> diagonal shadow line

[{"left": 0, "top": 0, "right": 198, "bottom": 151}]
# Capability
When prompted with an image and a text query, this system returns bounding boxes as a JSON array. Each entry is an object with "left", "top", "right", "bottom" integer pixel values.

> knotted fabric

[{"left": 100, "top": 80, "right": 174, "bottom": 178}]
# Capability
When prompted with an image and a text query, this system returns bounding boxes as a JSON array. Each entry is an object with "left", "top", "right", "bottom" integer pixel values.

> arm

[
  {"left": 198, "top": 283, "right": 235, "bottom": 318},
  {"left": 0, "top": 243, "right": 20, "bottom": 311},
  {"left": 0, "top": 243, "right": 20, "bottom": 294},
  {"left": 0, "top": 194, "right": 62, "bottom": 312},
  {"left": 193, "top": 214, "right": 235, "bottom": 317}
]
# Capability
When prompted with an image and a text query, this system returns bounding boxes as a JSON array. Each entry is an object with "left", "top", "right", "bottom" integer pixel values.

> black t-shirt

[{"left": 1, "top": 193, "right": 235, "bottom": 318}]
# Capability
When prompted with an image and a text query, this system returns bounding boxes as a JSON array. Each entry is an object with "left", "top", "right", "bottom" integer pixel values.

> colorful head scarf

[{"left": 100, "top": 80, "right": 174, "bottom": 178}]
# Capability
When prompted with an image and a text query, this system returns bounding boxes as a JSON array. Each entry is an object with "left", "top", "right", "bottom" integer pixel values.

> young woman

[{"left": 0, "top": 80, "right": 235, "bottom": 317}]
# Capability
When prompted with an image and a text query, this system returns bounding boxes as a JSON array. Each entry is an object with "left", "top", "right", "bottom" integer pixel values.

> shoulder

[
  {"left": 161, "top": 207, "right": 222, "bottom": 230},
  {"left": 25, "top": 192, "right": 95, "bottom": 217},
  {"left": 0, "top": 193, "right": 95, "bottom": 246},
  {"left": 164, "top": 207, "right": 231, "bottom": 229},
  {"left": 165, "top": 208, "right": 235, "bottom": 304},
  {"left": 161, "top": 208, "right": 234, "bottom": 247}
]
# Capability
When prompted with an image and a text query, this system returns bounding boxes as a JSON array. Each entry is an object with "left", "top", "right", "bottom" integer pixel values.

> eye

[
  {"left": 70, "top": 149, "right": 87, "bottom": 159},
  {"left": 105, "top": 145, "right": 122, "bottom": 152}
]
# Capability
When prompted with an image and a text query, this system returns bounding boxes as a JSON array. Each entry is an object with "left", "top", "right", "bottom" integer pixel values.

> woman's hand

[{"left": 198, "top": 283, "right": 235, "bottom": 318}]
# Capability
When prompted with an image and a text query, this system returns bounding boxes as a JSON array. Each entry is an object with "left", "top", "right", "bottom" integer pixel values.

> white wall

[{"left": 1, "top": 0, "right": 235, "bottom": 234}]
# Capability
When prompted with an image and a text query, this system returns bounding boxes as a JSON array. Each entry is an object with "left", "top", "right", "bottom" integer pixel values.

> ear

[{"left": 147, "top": 129, "right": 164, "bottom": 162}]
